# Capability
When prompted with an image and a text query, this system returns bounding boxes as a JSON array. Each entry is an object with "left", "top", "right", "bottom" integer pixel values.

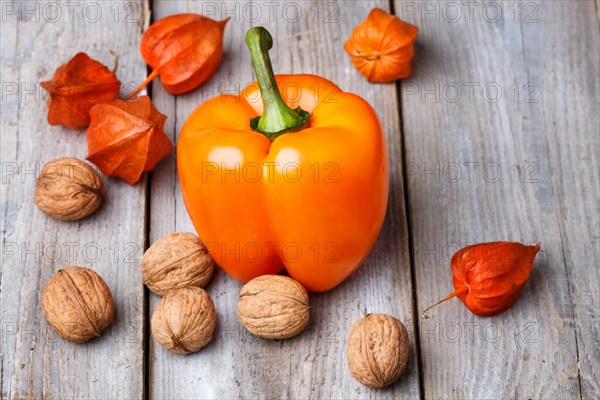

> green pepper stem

[{"left": 245, "top": 27, "right": 310, "bottom": 141}]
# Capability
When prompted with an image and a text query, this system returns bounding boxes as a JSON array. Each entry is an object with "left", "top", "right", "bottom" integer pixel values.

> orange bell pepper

[{"left": 177, "top": 27, "right": 388, "bottom": 292}]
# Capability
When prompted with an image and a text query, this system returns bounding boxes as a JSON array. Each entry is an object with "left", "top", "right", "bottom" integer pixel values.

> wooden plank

[
  {"left": 148, "top": 0, "right": 419, "bottom": 398},
  {"left": 533, "top": 2, "right": 600, "bottom": 397},
  {"left": 396, "top": 0, "right": 599, "bottom": 398},
  {"left": 0, "top": 2, "right": 148, "bottom": 398}
]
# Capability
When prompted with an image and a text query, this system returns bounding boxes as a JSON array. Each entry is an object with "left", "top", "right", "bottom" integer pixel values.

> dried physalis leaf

[
  {"left": 422, "top": 242, "right": 542, "bottom": 317},
  {"left": 125, "top": 13, "right": 229, "bottom": 99},
  {"left": 344, "top": 8, "right": 419, "bottom": 82},
  {"left": 42, "top": 266, "right": 114, "bottom": 343},
  {"left": 85, "top": 95, "right": 173, "bottom": 184},
  {"left": 41, "top": 53, "right": 120, "bottom": 130},
  {"left": 34, "top": 157, "right": 103, "bottom": 221}
]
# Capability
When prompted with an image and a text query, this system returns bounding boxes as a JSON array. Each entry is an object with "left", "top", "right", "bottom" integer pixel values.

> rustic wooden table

[{"left": 1, "top": 1, "right": 599, "bottom": 399}]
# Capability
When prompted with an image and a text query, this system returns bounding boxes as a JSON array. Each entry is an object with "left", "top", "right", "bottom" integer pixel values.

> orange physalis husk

[
  {"left": 125, "top": 13, "right": 230, "bottom": 99},
  {"left": 85, "top": 96, "right": 173, "bottom": 184},
  {"left": 41, "top": 52, "right": 121, "bottom": 130},
  {"left": 422, "top": 242, "right": 542, "bottom": 318},
  {"left": 344, "top": 8, "right": 419, "bottom": 83}
]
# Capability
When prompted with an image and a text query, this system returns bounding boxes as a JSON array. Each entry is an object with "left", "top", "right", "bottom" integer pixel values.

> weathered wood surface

[
  {"left": 148, "top": 0, "right": 418, "bottom": 398},
  {"left": 396, "top": 0, "right": 599, "bottom": 398},
  {"left": 1, "top": 0, "right": 599, "bottom": 399},
  {"left": 0, "top": 2, "right": 148, "bottom": 399}
]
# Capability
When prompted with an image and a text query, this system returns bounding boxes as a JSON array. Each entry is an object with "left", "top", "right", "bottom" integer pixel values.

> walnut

[
  {"left": 151, "top": 287, "right": 216, "bottom": 355},
  {"left": 237, "top": 275, "right": 310, "bottom": 339},
  {"left": 34, "top": 157, "right": 103, "bottom": 221},
  {"left": 142, "top": 232, "right": 214, "bottom": 296},
  {"left": 346, "top": 313, "right": 409, "bottom": 388},
  {"left": 42, "top": 266, "right": 114, "bottom": 343}
]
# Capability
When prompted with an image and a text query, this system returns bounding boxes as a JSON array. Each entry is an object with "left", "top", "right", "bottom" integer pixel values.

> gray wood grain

[
  {"left": 3, "top": 1, "right": 597, "bottom": 398},
  {"left": 534, "top": 2, "right": 600, "bottom": 397},
  {"left": 147, "top": 0, "right": 419, "bottom": 398},
  {"left": 395, "top": 0, "right": 599, "bottom": 398},
  {"left": 0, "top": 2, "right": 148, "bottom": 398}
]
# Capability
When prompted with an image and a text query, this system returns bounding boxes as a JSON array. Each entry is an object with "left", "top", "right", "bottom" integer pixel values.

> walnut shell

[
  {"left": 42, "top": 266, "right": 114, "bottom": 343},
  {"left": 237, "top": 275, "right": 310, "bottom": 339},
  {"left": 142, "top": 232, "right": 214, "bottom": 296},
  {"left": 347, "top": 313, "right": 409, "bottom": 388},
  {"left": 35, "top": 157, "right": 103, "bottom": 221},
  {"left": 151, "top": 287, "right": 216, "bottom": 355}
]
